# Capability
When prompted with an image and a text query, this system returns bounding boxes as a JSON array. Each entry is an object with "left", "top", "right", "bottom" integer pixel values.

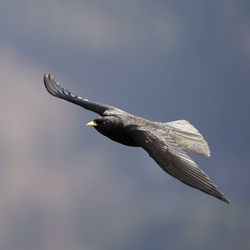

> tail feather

[{"left": 166, "top": 120, "right": 211, "bottom": 157}]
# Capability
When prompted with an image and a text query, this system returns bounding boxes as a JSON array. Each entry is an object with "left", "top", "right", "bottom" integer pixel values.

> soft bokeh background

[{"left": 1, "top": 1, "right": 250, "bottom": 249}]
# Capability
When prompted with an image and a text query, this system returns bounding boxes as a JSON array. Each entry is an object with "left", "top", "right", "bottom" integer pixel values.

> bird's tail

[{"left": 166, "top": 120, "right": 211, "bottom": 157}]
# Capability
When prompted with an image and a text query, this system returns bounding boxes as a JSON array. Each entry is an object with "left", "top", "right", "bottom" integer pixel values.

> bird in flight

[{"left": 44, "top": 74, "right": 230, "bottom": 204}]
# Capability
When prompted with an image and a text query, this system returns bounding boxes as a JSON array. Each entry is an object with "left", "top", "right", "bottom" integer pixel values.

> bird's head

[
  {"left": 86, "top": 114, "right": 138, "bottom": 147},
  {"left": 86, "top": 116, "right": 122, "bottom": 134}
]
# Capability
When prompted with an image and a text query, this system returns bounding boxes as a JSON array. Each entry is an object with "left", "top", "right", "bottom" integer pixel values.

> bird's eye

[{"left": 95, "top": 119, "right": 105, "bottom": 125}]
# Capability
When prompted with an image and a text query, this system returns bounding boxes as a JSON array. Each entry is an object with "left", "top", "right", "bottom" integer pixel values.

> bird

[{"left": 43, "top": 73, "right": 230, "bottom": 204}]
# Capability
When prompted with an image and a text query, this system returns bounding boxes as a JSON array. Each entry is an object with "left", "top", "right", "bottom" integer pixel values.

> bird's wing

[
  {"left": 132, "top": 128, "right": 230, "bottom": 203},
  {"left": 44, "top": 74, "right": 118, "bottom": 116}
]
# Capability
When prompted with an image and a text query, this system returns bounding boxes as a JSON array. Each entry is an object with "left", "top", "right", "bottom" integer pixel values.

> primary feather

[
  {"left": 44, "top": 74, "right": 116, "bottom": 115},
  {"left": 129, "top": 125, "right": 229, "bottom": 204}
]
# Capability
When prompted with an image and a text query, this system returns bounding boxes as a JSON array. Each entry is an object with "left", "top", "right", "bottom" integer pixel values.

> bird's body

[
  {"left": 44, "top": 74, "right": 230, "bottom": 204},
  {"left": 92, "top": 112, "right": 139, "bottom": 146}
]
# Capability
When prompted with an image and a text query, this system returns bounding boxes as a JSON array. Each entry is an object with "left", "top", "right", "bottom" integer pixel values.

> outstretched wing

[
  {"left": 44, "top": 74, "right": 117, "bottom": 116},
  {"left": 132, "top": 128, "right": 230, "bottom": 203}
]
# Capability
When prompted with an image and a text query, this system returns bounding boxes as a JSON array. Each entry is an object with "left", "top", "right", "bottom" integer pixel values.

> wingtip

[
  {"left": 222, "top": 196, "right": 231, "bottom": 204},
  {"left": 43, "top": 73, "right": 54, "bottom": 84},
  {"left": 43, "top": 73, "right": 59, "bottom": 97},
  {"left": 217, "top": 191, "right": 230, "bottom": 204}
]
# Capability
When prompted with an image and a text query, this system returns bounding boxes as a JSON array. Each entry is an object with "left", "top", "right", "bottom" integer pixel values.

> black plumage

[{"left": 44, "top": 74, "right": 230, "bottom": 204}]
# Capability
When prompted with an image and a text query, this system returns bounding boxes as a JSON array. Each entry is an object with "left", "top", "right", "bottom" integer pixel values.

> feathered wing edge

[
  {"left": 43, "top": 73, "right": 115, "bottom": 116},
  {"left": 132, "top": 128, "right": 230, "bottom": 204},
  {"left": 166, "top": 139, "right": 230, "bottom": 204}
]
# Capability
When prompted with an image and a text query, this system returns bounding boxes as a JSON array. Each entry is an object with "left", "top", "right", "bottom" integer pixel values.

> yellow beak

[{"left": 86, "top": 121, "right": 97, "bottom": 127}]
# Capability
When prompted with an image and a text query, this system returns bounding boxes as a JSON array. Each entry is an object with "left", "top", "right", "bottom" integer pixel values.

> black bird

[{"left": 44, "top": 74, "right": 230, "bottom": 204}]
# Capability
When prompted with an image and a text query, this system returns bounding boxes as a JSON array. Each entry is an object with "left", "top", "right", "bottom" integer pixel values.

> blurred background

[{"left": 0, "top": 0, "right": 250, "bottom": 249}]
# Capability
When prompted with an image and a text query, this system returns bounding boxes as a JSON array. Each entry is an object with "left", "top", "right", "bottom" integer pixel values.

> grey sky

[{"left": 0, "top": 1, "right": 250, "bottom": 250}]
